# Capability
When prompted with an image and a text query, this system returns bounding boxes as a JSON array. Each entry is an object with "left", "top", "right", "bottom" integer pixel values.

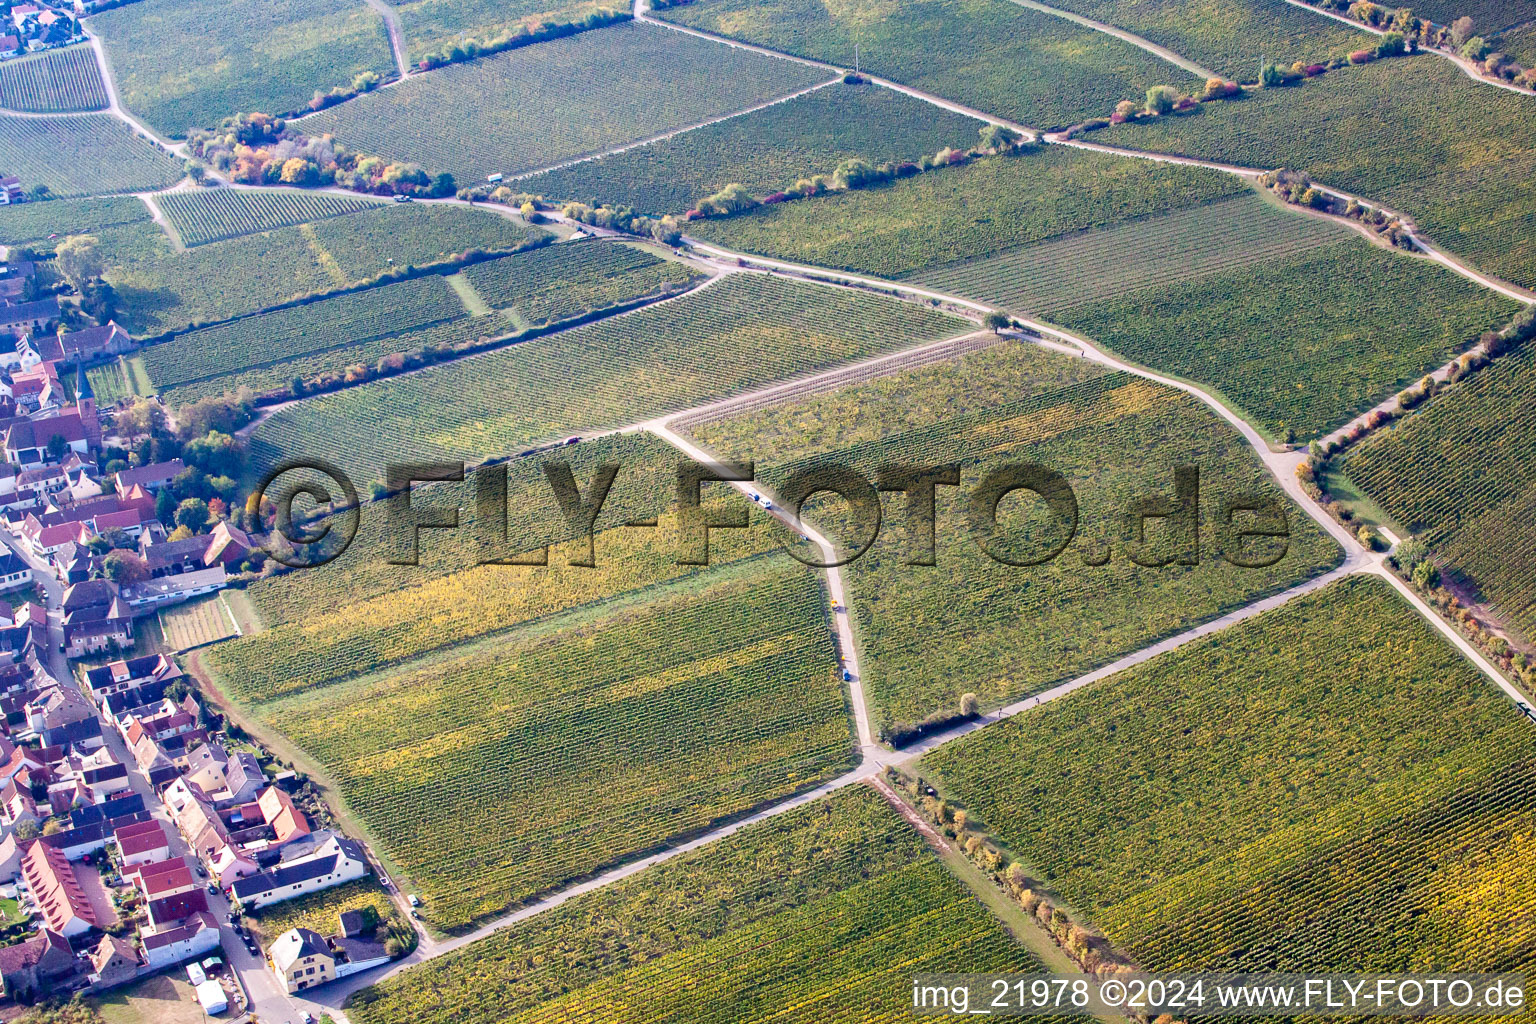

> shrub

[
  {"left": 1144, "top": 85, "right": 1180, "bottom": 114},
  {"left": 1348, "top": 49, "right": 1375, "bottom": 64}
]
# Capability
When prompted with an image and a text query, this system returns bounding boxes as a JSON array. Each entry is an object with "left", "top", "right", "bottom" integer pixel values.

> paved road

[{"left": 1004, "top": 0, "right": 1218, "bottom": 79}]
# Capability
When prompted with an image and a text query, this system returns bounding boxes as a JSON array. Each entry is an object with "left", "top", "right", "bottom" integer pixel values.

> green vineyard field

[
  {"left": 685, "top": 342, "right": 1342, "bottom": 731},
  {"left": 99, "top": 202, "right": 541, "bottom": 335},
  {"left": 0, "top": 114, "right": 182, "bottom": 198},
  {"left": 84, "top": 360, "right": 133, "bottom": 405},
  {"left": 158, "top": 188, "right": 380, "bottom": 246},
  {"left": 302, "top": 21, "right": 828, "bottom": 183},
  {"left": 93, "top": 0, "right": 395, "bottom": 136},
  {"left": 1055, "top": 237, "right": 1519, "bottom": 439},
  {"left": 388, "top": 0, "right": 615, "bottom": 65},
  {"left": 244, "top": 273, "right": 971, "bottom": 487},
  {"left": 692, "top": 145, "right": 1247, "bottom": 280},
  {"left": 522, "top": 82, "right": 983, "bottom": 215},
  {"left": 0, "top": 46, "right": 108, "bottom": 113},
  {"left": 1037, "top": 0, "right": 1372, "bottom": 79},
  {"left": 346, "top": 787, "right": 1068, "bottom": 1024},
  {"left": 0, "top": 195, "right": 150, "bottom": 245},
  {"left": 142, "top": 274, "right": 465, "bottom": 393},
  {"left": 657, "top": 0, "right": 1201, "bottom": 130},
  {"left": 909, "top": 191, "right": 1347, "bottom": 317},
  {"left": 923, "top": 576, "right": 1536, "bottom": 979},
  {"left": 1342, "top": 344, "right": 1536, "bottom": 641},
  {"left": 459, "top": 239, "right": 694, "bottom": 326},
  {"left": 207, "top": 557, "right": 856, "bottom": 930},
  {"left": 1097, "top": 55, "right": 1536, "bottom": 290},
  {"left": 243, "top": 432, "right": 683, "bottom": 627}
]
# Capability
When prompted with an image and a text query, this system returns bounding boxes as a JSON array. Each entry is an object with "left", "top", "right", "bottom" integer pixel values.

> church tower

[{"left": 74, "top": 361, "right": 100, "bottom": 449}]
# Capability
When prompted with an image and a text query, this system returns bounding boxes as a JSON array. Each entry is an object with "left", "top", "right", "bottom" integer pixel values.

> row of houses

[{"left": 0, "top": 3, "right": 82, "bottom": 61}]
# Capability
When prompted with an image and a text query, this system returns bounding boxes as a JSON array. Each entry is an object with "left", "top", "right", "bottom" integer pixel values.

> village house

[
  {"left": 113, "top": 819, "right": 170, "bottom": 867},
  {"left": 20, "top": 322, "right": 133, "bottom": 368},
  {"left": 230, "top": 833, "right": 367, "bottom": 910},
  {"left": 0, "top": 928, "right": 73, "bottom": 999},
  {"left": 114, "top": 459, "right": 183, "bottom": 495},
  {"left": 21, "top": 838, "right": 98, "bottom": 937},
  {"left": 0, "top": 298, "right": 57, "bottom": 338},
  {"left": 87, "top": 933, "right": 141, "bottom": 987},
  {"left": 140, "top": 910, "right": 219, "bottom": 969}
]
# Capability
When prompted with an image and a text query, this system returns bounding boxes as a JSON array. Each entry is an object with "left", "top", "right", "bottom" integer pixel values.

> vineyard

[
  {"left": 347, "top": 787, "right": 1067, "bottom": 1024},
  {"left": 99, "top": 203, "right": 540, "bottom": 336},
  {"left": 247, "top": 878, "right": 406, "bottom": 946},
  {"left": 243, "top": 432, "right": 682, "bottom": 627},
  {"left": 92, "top": 0, "right": 394, "bottom": 136},
  {"left": 389, "top": 0, "right": 614, "bottom": 65},
  {"left": 0, "top": 46, "right": 108, "bottom": 113},
  {"left": 657, "top": 0, "right": 1201, "bottom": 130},
  {"left": 157, "top": 189, "right": 381, "bottom": 246},
  {"left": 1408, "top": 0, "right": 1536, "bottom": 29},
  {"left": 1036, "top": 0, "right": 1371, "bottom": 79},
  {"left": 522, "top": 82, "right": 983, "bottom": 215},
  {"left": 158, "top": 595, "right": 240, "bottom": 651},
  {"left": 909, "top": 191, "right": 1347, "bottom": 317},
  {"left": 0, "top": 195, "right": 150, "bottom": 246},
  {"left": 245, "top": 273, "right": 970, "bottom": 488},
  {"left": 692, "top": 145, "right": 1248, "bottom": 280},
  {"left": 214, "top": 508, "right": 785, "bottom": 703},
  {"left": 459, "top": 240, "right": 694, "bottom": 326},
  {"left": 303, "top": 21, "right": 827, "bottom": 183},
  {"left": 162, "top": 314, "right": 508, "bottom": 405},
  {"left": 141, "top": 274, "right": 466, "bottom": 393},
  {"left": 1055, "top": 237, "right": 1519, "bottom": 439},
  {"left": 208, "top": 558, "right": 856, "bottom": 929},
  {"left": 1342, "top": 344, "right": 1536, "bottom": 640},
  {"left": 1097, "top": 55, "right": 1536, "bottom": 290},
  {"left": 0, "top": 114, "right": 181, "bottom": 198},
  {"left": 923, "top": 576, "right": 1536, "bottom": 979},
  {"left": 84, "top": 360, "right": 133, "bottom": 405},
  {"left": 686, "top": 343, "right": 1341, "bottom": 731}
]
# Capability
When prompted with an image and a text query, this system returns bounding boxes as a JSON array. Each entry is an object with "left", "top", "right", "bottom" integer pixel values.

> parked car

[
  {"left": 408, "top": 894, "right": 421, "bottom": 907},
  {"left": 394, "top": 194, "right": 413, "bottom": 203}
]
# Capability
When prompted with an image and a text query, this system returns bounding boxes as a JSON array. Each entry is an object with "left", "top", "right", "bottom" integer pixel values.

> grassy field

[
  {"left": 0, "top": 45, "right": 108, "bottom": 113},
  {"left": 1097, "top": 55, "right": 1536, "bottom": 290},
  {"left": 692, "top": 145, "right": 1247, "bottom": 280},
  {"left": 158, "top": 188, "right": 382, "bottom": 246},
  {"left": 242, "top": 432, "right": 682, "bottom": 627},
  {"left": 923, "top": 575, "right": 1536, "bottom": 978},
  {"left": 302, "top": 21, "right": 828, "bottom": 183},
  {"left": 658, "top": 0, "right": 1201, "bottom": 130},
  {"left": 206, "top": 554, "right": 857, "bottom": 930},
  {"left": 0, "top": 114, "right": 182, "bottom": 198},
  {"left": 1038, "top": 0, "right": 1373, "bottom": 79},
  {"left": 0, "top": 194, "right": 151, "bottom": 245},
  {"left": 158, "top": 595, "right": 241, "bottom": 651},
  {"left": 93, "top": 0, "right": 395, "bottom": 137},
  {"left": 245, "top": 273, "right": 971, "bottom": 487},
  {"left": 99, "top": 202, "right": 541, "bottom": 335},
  {"left": 93, "top": 973, "right": 207, "bottom": 1024},
  {"left": 1055, "top": 237, "right": 1520, "bottom": 439},
  {"left": 522, "top": 81, "right": 983, "bottom": 215},
  {"left": 1342, "top": 345, "right": 1536, "bottom": 641},
  {"left": 143, "top": 273, "right": 465, "bottom": 393},
  {"left": 346, "top": 787, "right": 1064, "bottom": 1024},
  {"left": 909, "top": 191, "right": 1347, "bottom": 316},
  {"left": 389, "top": 0, "right": 617, "bottom": 65},
  {"left": 458, "top": 239, "right": 694, "bottom": 325},
  {"left": 684, "top": 342, "right": 1341, "bottom": 732}
]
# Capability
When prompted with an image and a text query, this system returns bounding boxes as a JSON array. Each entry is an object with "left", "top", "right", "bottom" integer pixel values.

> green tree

[
  {"left": 174, "top": 497, "right": 211, "bottom": 533},
  {"left": 101, "top": 550, "right": 148, "bottom": 584},
  {"left": 46, "top": 434, "right": 67, "bottom": 461},
  {"left": 1144, "top": 85, "right": 1180, "bottom": 114},
  {"left": 983, "top": 311, "right": 1011, "bottom": 333},
  {"left": 54, "top": 235, "right": 103, "bottom": 292},
  {"left": 154, "top": 487, "right": 177, "bottom": 525}
]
